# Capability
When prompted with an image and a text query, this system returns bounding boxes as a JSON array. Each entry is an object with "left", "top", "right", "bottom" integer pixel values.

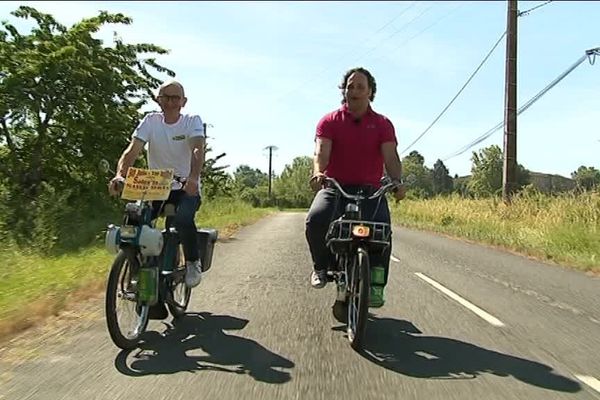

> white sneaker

[
  {"left": 310, "top": 270, "right": 327, "bottom": 289},
  {"left": 185, "top": 260, "right": 203, "bottom": 288}
]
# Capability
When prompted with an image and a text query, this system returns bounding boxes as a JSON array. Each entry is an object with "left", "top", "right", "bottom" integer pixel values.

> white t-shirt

[{"left": 132, "top": 112, "right": 205, "bottom": 187}]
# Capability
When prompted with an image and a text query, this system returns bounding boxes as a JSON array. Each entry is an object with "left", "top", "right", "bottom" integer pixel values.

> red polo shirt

[{"left": 315, "top": 104, "right": 397, "bottom": 187}]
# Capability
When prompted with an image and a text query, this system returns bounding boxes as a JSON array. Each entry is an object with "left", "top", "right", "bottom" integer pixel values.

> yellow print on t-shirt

[{"left": 121, "top": 167, "right": 174, "bottom": 201}]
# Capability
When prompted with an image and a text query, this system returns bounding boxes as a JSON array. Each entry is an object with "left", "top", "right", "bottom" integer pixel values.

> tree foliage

[
  {"left": 0, "top": 6, "right": 175, "bottom": 249},
  {"left": 402, "top": 150, "right": 433, "bottom": 198},
  {"left": 273, "top": 156, "right": 314, "bottom": 208},
  {"left": 571, "top": 165, "right": 600, "bottom": 191},
  {"left": 202, "top": 146, "right": 232, "bottom": 200},
  {"left": 233, "top": 165, "right": 268, "bottom": 190},
  {"left": 432, "top": 159, "right": 453, "bottom": 195},
  {"left": 468, "top": 145, "right": 530, "bottom": 197}
]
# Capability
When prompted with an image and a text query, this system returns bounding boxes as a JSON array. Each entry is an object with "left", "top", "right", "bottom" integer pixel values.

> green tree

[
  {"left": 0, "top": 6, "right": 174, "bottom": 249},
  {"left": 233, "top": 165, "right": 268, "bottom": 190},
  {"left": 432, "top": 159, "right": 453, "bottom": 195},
  {"left": 273, "top": 156, "right": 314, "bottom": 208},
  {"left": 468, "top": 145, "right": 530, "bottom": 197},
  {"left": 453, "top": 174, "right": 470, "bottom": 197},
  {"left": 239, "top": 185, "right": 271, "bottom": 208},
  {"left": 202, "top": 147, "right": 232, "bottom": 200},
  {"left": 402, "top": 150, "right": 433, "bottom": 198},
  {"left": 571, "top": 165, "right": 600, "bottom": 191}
]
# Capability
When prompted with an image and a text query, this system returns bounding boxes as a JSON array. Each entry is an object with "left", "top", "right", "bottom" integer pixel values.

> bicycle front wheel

[
  {"left": 105, "top": 249, "right": 149, "bottom": 350},
  {"left": 347, "top": 246, "right": 370, "bottom": 350}
]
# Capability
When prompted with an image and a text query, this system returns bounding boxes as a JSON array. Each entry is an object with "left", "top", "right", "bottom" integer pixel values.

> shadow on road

[
  {"left": 114, "top": 312, "right": 294, "bottom": 384},
  {"left": 358, "top": 316, "right": 581, "bottom": 393}
]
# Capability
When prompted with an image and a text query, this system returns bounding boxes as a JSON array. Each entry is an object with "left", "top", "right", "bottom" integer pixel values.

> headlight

[
  {"left": 352, "top": 225, "right": 370, "bottom": 238},
  {"left": 105, "top": 224, "right": 120, "bottom": 254},
  {"left": 138, "top": 225, "right": 164, "bottom": 256}
]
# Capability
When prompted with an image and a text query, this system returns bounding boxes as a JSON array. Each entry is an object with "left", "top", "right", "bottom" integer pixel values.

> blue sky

[{"left": 2, "top": 1, "right": 599, "bottom": 178}]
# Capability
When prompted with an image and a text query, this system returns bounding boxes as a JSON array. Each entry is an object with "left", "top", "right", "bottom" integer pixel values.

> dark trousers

[
  {"left": 305, "top": 187, "right": 393, "bottom": 285},
  {"left": 152, "top": 190, "right": 201, "bottom": 263}
]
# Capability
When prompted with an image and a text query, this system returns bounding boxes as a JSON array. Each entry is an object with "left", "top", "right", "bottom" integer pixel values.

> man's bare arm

[
  {"left": 313, "top": 137, "right": 332, "bottom": 175},
  {"left": 188, "top": 136, "right": 206, "bottom": 181},
  {"left": 116, "top": 138, "right": 145, "bottom": 178},
  {"left": 381, "top": 141, "right": 402, "bottom": 181}
]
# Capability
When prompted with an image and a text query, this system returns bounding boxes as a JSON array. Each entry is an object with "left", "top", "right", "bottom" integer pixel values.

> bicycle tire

[
  {"left": 105, "top": 249, "right": 149, "bottom": 350},
  {"left": 347, "top": 246, "right": 370, "bottom": 350}
]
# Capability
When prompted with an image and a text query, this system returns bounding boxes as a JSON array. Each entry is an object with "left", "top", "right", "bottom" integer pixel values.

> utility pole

[
  {"left": 503, "top": 0, "right": 518, "bottom": 203},
  {"left": 202, "top": 122, "right": 214, "bottom": 152},
  {"left": 203, "top": 122, "right": 214, "bottom": 139},
  {"left": 264, "top": 145, "right": 278, "bottom": 199},
  {"left": 203, "top": 123, "right": 208, "bottom": 152}
]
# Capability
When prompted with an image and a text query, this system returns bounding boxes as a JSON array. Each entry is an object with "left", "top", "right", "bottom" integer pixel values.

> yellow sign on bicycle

[{"left": 121, "top": 167, "right": 174, "bottom": 201}]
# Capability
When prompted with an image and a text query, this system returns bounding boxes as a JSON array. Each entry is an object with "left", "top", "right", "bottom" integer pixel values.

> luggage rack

[{"left": 326, "top": 219, "right": 391, "bottom": 254}]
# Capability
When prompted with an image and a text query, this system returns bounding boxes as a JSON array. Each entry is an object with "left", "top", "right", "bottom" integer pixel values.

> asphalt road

[{"left": 1, "top": 212, "right": 599, "bottom": 400}]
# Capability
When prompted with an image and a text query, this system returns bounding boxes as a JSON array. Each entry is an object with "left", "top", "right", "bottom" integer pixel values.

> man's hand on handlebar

[
  {"left": 392, "top": 183, "right": 406, "bottom": 201},
  {"left": 108, "top": 176, "right": 125, "bottom": 197},
  {"left": 309, "top": 172, "right": 327, "bottom": 192}
]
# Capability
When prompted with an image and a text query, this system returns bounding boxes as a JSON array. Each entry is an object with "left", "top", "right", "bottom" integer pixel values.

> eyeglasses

[{"left": 157, "top": 95, "right": 182, "bottom": 102}]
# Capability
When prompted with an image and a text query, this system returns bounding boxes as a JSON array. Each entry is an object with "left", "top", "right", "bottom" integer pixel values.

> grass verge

[
  {"left": 390, "top": 191, "right": 600, "bottom": 273},
  {"left": 0, "top": 198, "right": 274, "bottom": 339}
]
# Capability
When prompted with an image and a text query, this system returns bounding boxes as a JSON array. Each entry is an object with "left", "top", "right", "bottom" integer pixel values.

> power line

[
  {"left": 400, "top": 2, "right": 558, "bottom": 156},
  {"left": 442, "top": 53, "right": 589, "bottom": 161},
  {"left": 344, "top": 3, "right": 435, "bottom": 67},
  {"left": 400, "top": 1, "right": 558, "bottom": 155},
  {"left": 400, "top": 30, "right": 507, "bottom": 154},
  {"left": 271, "top": 2, "right": 418, "bottom": 104},
  {"left": 442, "top": 47, "right": 600, "bottom": 162},
  {"left": 339, "top": 1, "right": 423, "bottom": 67},
  {"left": 518, "top": 0, "right": 554, "bottom": 17},
  {"left": 372, "top": 1, "right": 418, "bottom": 35},
  {"left": 371, "top": 3, "right": 465, "bottom": 66},
  {"left": 282, "top": 3, "right": 438, "bottom": 106}
]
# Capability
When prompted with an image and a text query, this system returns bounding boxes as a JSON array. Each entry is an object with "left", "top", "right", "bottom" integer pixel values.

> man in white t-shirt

[{"left": 108, "top": 80, "right": 205, "bottom": 289}]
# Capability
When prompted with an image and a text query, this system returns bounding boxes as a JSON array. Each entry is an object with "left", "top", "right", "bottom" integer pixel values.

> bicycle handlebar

[{"left": 323, "top": 177, "right": 400, "bottom": 201}]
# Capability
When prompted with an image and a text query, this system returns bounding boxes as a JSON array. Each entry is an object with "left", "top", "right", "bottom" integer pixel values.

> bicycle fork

[
  {"left": 336, "top": 273, "right": 347, "bottom": 301},
  {"left": 335, "top": 255, "right": 350, "bottom": 302}
]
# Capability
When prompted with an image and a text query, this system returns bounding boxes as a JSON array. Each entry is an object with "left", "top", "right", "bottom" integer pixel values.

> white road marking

[
  {"left": 575, "top": 375, "right": 600, "bottom": 394},
  {"left": 414, "top": 272, "right": 505, "bottom": 327},
  {"left": 391, "top": 255, "right": 400, "bottom": 263}
]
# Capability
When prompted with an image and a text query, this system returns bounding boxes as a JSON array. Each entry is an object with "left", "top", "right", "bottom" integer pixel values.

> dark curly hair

[{"left": 338, "top": 67, "right": 377, "bottom": 104}]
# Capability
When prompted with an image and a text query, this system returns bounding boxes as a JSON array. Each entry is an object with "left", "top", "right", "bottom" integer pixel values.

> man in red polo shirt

[{"left": 306, "top": 67, "right": 405, "bottom": 308}]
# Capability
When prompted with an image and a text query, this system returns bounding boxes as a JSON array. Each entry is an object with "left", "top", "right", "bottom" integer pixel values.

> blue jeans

[{"left": 152, "top": 190, "right": 201, "bottom": 263}]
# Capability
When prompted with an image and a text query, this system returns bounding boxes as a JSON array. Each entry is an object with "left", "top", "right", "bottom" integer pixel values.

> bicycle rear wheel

[
  {"left": 347, "top": 246, "right": 370, "bottom": 350},
  {"left": 105, "top": 249, "right": 149, "bottom": 350}
]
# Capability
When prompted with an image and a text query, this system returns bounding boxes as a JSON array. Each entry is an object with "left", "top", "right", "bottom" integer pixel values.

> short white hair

[{"left": 157, "top": 80, "right": 185, "bottom": 97}]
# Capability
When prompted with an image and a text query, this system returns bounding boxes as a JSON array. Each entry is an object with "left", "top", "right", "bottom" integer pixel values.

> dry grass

[{"left": 390, "top": 190, "right": 600, "bottom": 273}]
